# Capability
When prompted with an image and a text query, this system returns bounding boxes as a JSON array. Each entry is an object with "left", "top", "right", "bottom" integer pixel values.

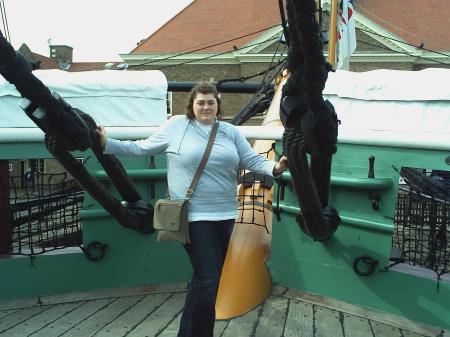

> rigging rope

[
  {"left": 150, "top": 37, "right": 281, "bottom": 71},
  {"left": 356, "top": 27, "right": 450, "bottom": 58},
  {"left": 357, "top": 39, "right": 449, "bottom": 66},
  {"left": 0, "top": 29, "right": 154, "bottom": 236},
  {"left": 280, "top": 0, "right": 341, "bottom": 241},
  {"left": 228, "top": 59, "right": 286, "bottom": 126},
  {"left": 0, "top": 0, "right": 10, "bottom": 42},
  {"left": 129, "top": 24, "right": 282, "bottom": 68}
]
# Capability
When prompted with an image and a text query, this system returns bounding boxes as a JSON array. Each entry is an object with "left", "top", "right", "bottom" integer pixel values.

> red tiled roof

[
  {"left": 132, "top": 0, "right": 281, "bottom": 54},
  {"left": 30, "top": 52, "right": 60, "bottom": 69},
  {"left": 132, "top": 0, "right": 450, "bottom": 55},
  {"left": 18, "top": 44, "right": 60, "bottom": 69},
  {"left": 67, "top": 62, "right": 111, "bottom": 72},
  {"left": 355, "top": 0, "right": 450, "bottom": 51},
  {"left": 18, "top": 43, "right": 111, "bottom": 72}
]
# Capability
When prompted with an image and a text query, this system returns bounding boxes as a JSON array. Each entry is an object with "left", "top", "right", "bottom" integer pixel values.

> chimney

[{"left": 49, "top": 45, "right": 73, "bottom": 63}]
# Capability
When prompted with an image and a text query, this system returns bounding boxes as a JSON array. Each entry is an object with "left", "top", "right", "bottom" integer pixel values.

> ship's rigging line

[
  {"left": 357, "top": 39, "right": 449, "bottom": 65},
  {"left": 129, "top": 24, "right": 282, "bottom": 68},
  {"left": 0, "top": 0, "right": 10, "bottom": 42},
  {"left": 151, "top": 31, "right": 447, "bottom": 72},
  {"left": 0, "top": 29, "right": 156, "bottom": 237},
  {"left": 357, "top": 27, "right": 450, "bottom": 58},
  {"left": 128, "top": 22, "right": 448, "bottom": 72},
  {"left": 354, "top": 2, "right": 447, "bottom": 51},
  {"left": 124, "top": 7, "right": 447, "bottom": 70},
  {"left": 257, "top": 40, "right": 285, "bottom": 91},
  {"left": 229, "top": 59, "right": 287, "bottom": 126},
  {"left": 279, "top": 0, "right": 341, "bottom": 241},
  {"left": 218, "top": 56, "right": 285, "bottom": 87},
  {"left": 226, "top": 40, "right": 287, "bottom": 126},
  {"left": 154, "top": 37, "right": 283, "bottom": 70}
]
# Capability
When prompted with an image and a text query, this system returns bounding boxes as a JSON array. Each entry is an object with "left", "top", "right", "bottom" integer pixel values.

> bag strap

[{"left": 185, "top": 121, "right": 219, "bottom": 199}]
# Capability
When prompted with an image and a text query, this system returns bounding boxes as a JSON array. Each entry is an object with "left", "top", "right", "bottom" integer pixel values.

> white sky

[{"left": 3, "top": 0, "right": 193, "bottom": 62}]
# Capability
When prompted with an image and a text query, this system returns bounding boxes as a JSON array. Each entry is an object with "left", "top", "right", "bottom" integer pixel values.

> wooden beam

[
  {"left": 328, "top": 0, "right": 339, "bottom": 67},
  {"left": 316, "top": 0, "right": 322, "bottom": 23}
]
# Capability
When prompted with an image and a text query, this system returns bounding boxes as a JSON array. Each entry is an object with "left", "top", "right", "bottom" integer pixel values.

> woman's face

[{"left": 193, "top": 93, "right": 218, "bottom": 125}]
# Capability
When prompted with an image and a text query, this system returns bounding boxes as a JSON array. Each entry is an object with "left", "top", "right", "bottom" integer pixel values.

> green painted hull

[
  {"left": 0, "top": 144, "right": 191, "bottom": 300},
  {"left": 1, "top": 139, "right": 449, "bottom": 330},
  {"left": 272, "top": 142, "right": 450, "bottom": 329}
]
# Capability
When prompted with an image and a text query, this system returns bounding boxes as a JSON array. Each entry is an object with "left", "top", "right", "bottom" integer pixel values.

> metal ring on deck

[
  {"left": 83, "top": 241, "right": 108, "bottom": 262},
  {"left": 353, "top": 255, "right": 379, "bottom": 276}
]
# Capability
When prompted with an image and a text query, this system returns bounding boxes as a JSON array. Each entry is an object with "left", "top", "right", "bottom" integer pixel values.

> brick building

[
  {"left": 9, "top": 0, "right": 450, "bottom": 182},
  {"left": 117, "top": 0, "right": 450, "bottom": 117},
  {"left": 19, "top": 0, "right": 449, "bottom": 120}
]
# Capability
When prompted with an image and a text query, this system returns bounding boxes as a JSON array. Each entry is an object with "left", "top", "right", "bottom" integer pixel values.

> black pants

[{"left": 177, "top": 219, "right": 234, "bottom": 337}]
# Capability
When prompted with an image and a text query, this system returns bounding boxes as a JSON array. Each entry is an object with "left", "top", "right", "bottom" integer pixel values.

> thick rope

[
  {"left": 280, "top": 0, "right": 340, "bottom": 241},
  {"left": 0, "top": 29, "right": 153, "bottom": 234}
]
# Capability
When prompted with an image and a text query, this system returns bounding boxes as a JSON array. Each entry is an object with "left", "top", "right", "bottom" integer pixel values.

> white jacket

[{"left": 105, "top": 115, "right": 277, "bottom": 222}]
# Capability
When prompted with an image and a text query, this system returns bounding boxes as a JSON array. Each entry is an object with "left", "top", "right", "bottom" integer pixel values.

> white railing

[{"left": 1, "top": 125, "right": 449, "bottom": 151}]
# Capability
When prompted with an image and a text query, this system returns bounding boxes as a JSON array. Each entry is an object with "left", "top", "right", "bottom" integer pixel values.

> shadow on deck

[{"left": 0, "top": 283, "right": 448, "bottom": 337}]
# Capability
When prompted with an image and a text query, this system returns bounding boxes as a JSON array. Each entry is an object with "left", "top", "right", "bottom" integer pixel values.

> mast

[
  {"left": 316, "top": 0, "right": 321, "bottom": 22},
  {"left": 328, "top": 0, "right": 339, "bottom": 67}
]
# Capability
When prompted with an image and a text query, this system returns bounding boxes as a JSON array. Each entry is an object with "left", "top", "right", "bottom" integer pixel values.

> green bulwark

[
  {"left": 272, "top": 142, "right": 450, "bottom": 330},
  {"left": 0, "top": 141, "right": 191, "bottom": 301},
  {"left": 1, "top": 137, "right": 449, "bottom": 331}
]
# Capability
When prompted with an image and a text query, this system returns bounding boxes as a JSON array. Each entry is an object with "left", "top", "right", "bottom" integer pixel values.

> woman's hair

[{"left": 186, "top": 82, "right": 221, "bottom": 119}]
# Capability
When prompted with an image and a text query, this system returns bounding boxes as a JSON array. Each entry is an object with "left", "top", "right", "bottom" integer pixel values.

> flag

[{"left": 337, "top": 0, "right": 357, "bottom": 69}]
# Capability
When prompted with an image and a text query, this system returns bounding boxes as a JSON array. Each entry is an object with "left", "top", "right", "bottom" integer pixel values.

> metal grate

[
  {"left": 0, "top": 172, "right": 84, "bottom": 256},
  {"left": 392, "top": 168, "right": 450, "bottom": 278}
]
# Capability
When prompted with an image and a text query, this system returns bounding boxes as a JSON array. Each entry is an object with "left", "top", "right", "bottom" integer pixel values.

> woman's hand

[
  {"left": 96, "top": 126, "right": 107, "bottom": 148},
  {"left": 273, "top": 155, "right": 288, "bottom": 176}
]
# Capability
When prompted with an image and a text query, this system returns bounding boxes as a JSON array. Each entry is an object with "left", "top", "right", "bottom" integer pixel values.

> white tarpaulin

[
  {"left": 323, "top": 68, "right": 450, "bottom": 138},
  {"left": 0, "top": 69, "right": 168, "bottom": 128}
]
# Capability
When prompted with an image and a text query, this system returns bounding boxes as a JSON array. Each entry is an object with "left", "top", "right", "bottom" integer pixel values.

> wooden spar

[
  {"left": 328, "top": 0, "right": 339, "bottom": 67},
  {"left": 316, "top": 0, "right": 322, "bottom": 23},
  {"left": 215, "top": 75, "right": 287, "bottom": 320}
]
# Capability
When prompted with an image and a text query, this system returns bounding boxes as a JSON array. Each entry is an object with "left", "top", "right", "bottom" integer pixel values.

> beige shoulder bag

[{"left": 153, "top": 121, "right": 218, "bottom": 244}]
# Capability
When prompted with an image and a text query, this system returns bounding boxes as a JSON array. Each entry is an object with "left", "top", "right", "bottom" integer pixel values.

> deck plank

[
  {"left": 0, "top": 311, "right": 15, "bottom": 320},
  {"left": 126, "top": 292, "right": 186, "bottom": 337},
  {"left": 58, "top": 296, "right": 142, "bottom": 337},
  {"left": 284, "top": 288, "right": 445, "bottom": 336},
  {"left": 342, "top": 313, "right": 373, "bottom": 337},
  {"left": 0, "top": 302, "right": 82, "bottom": 337},
  {"left": 93, "top": 293, "right": 172, "bottom": 337},
  {"left": 29, "top": 299, "right": 113, "bottom": 337},
  {"left": 254, "top": 295, "right": 288, "bottom": 337},
  {"left": 0, "top": 284, "right": 448, "bottom": 337},
  {"left": 284, "top": 300, "right": 314, "bottom": 337},
  {"left": 272, "top": 285, "right": 288, "bottom": 296},
  {"left": 314, "top": 306, "right": 344, "bottom": 337},
  {"left": 0, "top": 306, "right": 49, "bottom": 334},
  {"left": 370, "top": 321, "right": 402, "bottom": 337},
  {"left": 220, "top": 305, "right": 261, "bottom": 337},
  {"left": 213, "top": 320, "right": 228, "bottom": 336},
  {"left": 158, "top": 310, "right": 183, "bottom": 337},
  {"left": 401, "top": 330, "right": 426, "bottom": 337}
]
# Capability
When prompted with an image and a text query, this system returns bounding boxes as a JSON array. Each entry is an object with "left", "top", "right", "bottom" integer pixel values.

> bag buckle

[{"left": 186, "top": 188, "right": 194, "bottom": 199}]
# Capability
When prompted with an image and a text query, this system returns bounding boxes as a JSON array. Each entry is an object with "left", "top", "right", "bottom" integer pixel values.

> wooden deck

[{"left": 0, "top": 283, "right": 448, "bottom": 337}]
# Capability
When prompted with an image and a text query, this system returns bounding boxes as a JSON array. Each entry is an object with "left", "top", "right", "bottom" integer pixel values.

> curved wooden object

[{"left": 215, "top": 78, "right": 286, "bottom": 319}]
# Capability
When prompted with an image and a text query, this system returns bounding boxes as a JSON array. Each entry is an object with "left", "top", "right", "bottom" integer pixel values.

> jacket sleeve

[
  {"left": 104, "top": 119, "right": 173, "bottom": 156},
  {"left": 104, "top": 132, "right": 168, "bottom": 156},
  {"left": 233, "top": 127, "right": 277, "bottom": 177}
]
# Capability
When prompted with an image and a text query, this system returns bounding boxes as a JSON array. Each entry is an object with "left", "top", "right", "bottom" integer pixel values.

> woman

[{"left": 97, "top": 82, "right": 288, "bottom": 337}]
